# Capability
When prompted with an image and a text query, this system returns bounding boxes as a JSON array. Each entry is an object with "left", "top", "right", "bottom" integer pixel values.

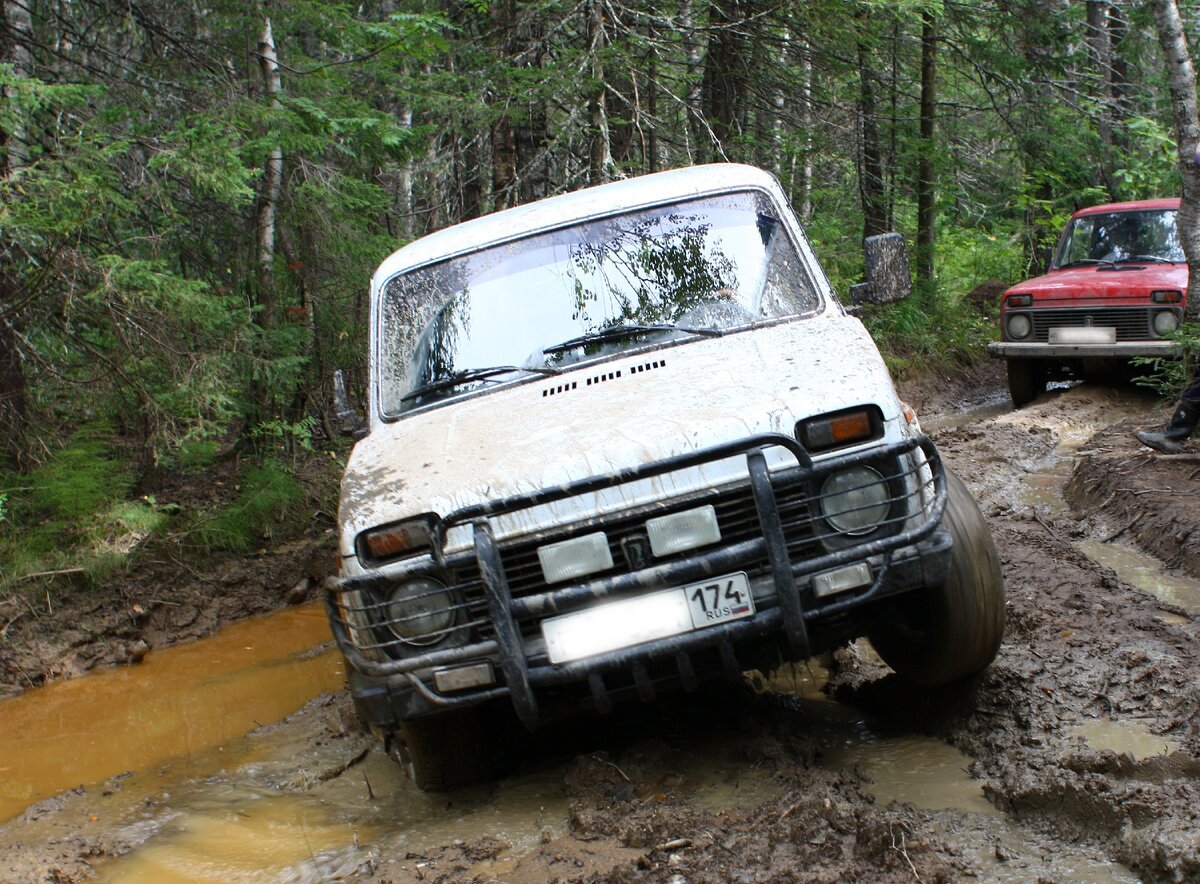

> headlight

[
  {"left": 1006, "top": 313, "right": 1032, "bottom": 340},
  {"left": 819, "top": 466, "right": 890, "bottom": 535},
  {"left": 1153, "top": 310, "right": 1180, "bottom": 336},
  {"left": 385, "top": 577, "right": 455, "bottom": 645}
]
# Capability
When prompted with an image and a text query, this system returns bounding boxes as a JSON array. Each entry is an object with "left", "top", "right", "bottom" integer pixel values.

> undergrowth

[
  {"left": 190, "top": 459, "right": 309, "bottom": 552},
  {"left": 0, "top": 423, "right": 337, "bottom": 594},
  {"left": 863, "top": 290, "right": 996, "bottom": 379}
]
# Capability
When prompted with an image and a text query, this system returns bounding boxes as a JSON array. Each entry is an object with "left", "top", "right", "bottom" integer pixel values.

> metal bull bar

[{"left": 326, "top": 432, "right": 948, "bottom": 729}]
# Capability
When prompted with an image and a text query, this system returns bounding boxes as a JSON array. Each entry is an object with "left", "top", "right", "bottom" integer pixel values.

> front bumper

[
  {"left": 987, "top": 341, "right": 1179, "bottom": 359},
  {"left": 327, "top": 433, "right": 951, "bottom": 729}
]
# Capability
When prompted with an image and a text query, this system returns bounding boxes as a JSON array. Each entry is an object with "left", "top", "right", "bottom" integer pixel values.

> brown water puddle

[
  {"left": 1072, "top": 717, "right": 1182, "bottom": 760},
  {"left": 0, "top": 601, "right": 344, "bottom": 822},
  {"left": 1077, "top": 539, "right": 1200, "bottom": 612}
]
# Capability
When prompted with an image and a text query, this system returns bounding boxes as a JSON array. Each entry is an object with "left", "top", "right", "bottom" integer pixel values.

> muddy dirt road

[{"left": 2, "top": 375, "right": 1199, "bottom": 882}]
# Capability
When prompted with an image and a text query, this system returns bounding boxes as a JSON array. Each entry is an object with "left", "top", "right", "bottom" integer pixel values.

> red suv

[{"left": 988, "top": 198, "right": 1186, "bottom": 406}]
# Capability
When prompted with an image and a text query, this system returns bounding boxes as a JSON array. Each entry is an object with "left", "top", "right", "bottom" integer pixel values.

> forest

[{"left": 1, "top": 0, "right": 1198, "bottom": 585}]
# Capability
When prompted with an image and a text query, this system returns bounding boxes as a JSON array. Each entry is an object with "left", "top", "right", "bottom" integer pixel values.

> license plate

[
  {"left": 682, "top": 572, "right": 754, "bottom": 628},
  {"left": 541, "top": 572, "right": 754, "bottom": 664},
  {"left": 1049, "top": 326, "right": 1116, "bottom": 344}
]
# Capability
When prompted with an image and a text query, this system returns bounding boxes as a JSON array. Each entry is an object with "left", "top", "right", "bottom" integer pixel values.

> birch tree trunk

[
  {"left": 256, "top": 17, "right": 284, "bottom": 330},
  {"left": 253, "top": 18, "right": 280, "bottom": 331},
  {"left": 1147, "top": 0, "right": 1200, "bottom": 322}
]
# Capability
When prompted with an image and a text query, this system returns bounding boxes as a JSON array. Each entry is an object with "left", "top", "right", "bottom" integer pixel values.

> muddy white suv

[{"left": 327, "top": 164, "right": 1005, "bottom": 789}]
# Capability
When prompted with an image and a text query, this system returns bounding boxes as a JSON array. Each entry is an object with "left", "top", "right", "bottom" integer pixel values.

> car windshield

[
  {"left": 1055, "top": 209, "right": 1183, "bottom": 267},
  {"left": 379, "top": 191, "right": 821, "bottom": 415}
]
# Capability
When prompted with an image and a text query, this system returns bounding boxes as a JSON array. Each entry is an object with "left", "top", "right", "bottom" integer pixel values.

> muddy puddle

[
  {"left": 1078, "top": 538, "right": 1200, "bottom": 612},
  {"left": 0, "top": 601, "right": 343, "bottom": 823}
]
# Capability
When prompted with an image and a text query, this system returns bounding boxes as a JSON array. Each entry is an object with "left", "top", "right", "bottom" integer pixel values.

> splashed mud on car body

[
  {"left": 326, "top": 163, "right": 1006, "bottom": 790},
  {"left": 337, "top": 317, "right": 903, "bottom": 543}
]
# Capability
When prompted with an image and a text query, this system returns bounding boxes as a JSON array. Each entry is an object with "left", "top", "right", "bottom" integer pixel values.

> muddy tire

[
  {"left": 870, "top": 470, "right": 1005, "bottom": 686},
  {"left": 1007, "top": 358, "right": 1045, "bottom": 408},
  {"left": 393, "top": 710, "right": 492, "bottom": 791}
]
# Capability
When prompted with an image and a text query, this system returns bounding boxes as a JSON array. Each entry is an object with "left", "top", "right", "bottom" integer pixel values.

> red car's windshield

[{"left": 1054, "top": 209, "right": 1183, "bottom": 267}]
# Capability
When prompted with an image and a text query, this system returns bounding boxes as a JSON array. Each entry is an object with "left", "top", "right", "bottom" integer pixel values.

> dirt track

[{"left": 2, "top": 370, "right": 1199, "bottom": 882}]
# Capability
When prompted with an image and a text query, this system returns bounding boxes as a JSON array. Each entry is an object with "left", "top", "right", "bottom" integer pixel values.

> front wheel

[
  {"left": 391, "top": 709, "right": 494, "bottom": 792},
  {"left": 1006, "top": 357, "right": 1045, "bottom": 408},
  {"left": 870, "top": 471, "right": 1005, "bottom": 686}
]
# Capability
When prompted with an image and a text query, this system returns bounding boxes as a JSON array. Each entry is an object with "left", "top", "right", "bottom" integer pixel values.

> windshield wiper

[
  {"left": 542, "top": 323, "right": 723, "bottom": 356},
  {"left": 401, "top": 365, "right": 561, "bottom": 403},
  {"left": 1116, "top": 255, "right": 1173, "bottom": 264},
  {"left": 1059, "top": 258, "right": 1116, "bottom": 269}
]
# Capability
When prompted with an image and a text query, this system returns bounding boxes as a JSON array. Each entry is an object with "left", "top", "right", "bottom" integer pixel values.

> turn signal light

[
  {"left": 1006, "top": 294, "right": 1033, "bottom": 308},
  {"left": 1152, "top": 290, "right": 1183, "bottom": 304},
  {"left": 797, "top": 406, "right": 883, "bottom": 453},
  {"left": 360, "top": 516, "right": 435, "bottom": 561}
]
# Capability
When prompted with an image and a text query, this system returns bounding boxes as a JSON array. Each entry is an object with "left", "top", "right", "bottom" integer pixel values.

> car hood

[
  {"left": 339, "top": 316, "right": 906, "bottom": 557},
  {"left": 1007, "top": 264, "right": 1187, "bottom": 302}
]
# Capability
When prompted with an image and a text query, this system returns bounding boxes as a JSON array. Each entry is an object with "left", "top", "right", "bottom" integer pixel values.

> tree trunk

[
  {"left": 857, "top": 30, "right": 888, "bottom": 240},
  {"left": 586, "top": 0, "right": 612, "bottom": 185},
  {"left": 256, "top": 17, "right": 283, "bottom": 330},
  {"left": 681, "top": 0, "right": 705, "bottom": 162},
  {"left": 0, "top": 0, "right": 32, "bottom": 467},
  {"left": 1085, "top": 0, "right": 1117, "bottom": 194},
  {"left": 798, "top": 37, "right": 813, "bottom": 224},
  {"left": 1147, "top": 0, "right": 1200, "bottom": 323},
  {"left": 704, "top": 0, "right": 744, "bottom": 160},
  {"left": 916, "top": 10, "right": 937, "bottom": 288}
]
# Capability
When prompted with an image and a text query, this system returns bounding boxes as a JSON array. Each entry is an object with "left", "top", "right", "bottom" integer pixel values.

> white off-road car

[{"left": 327, "top": 164, "right": 1005, "bottom": 789}]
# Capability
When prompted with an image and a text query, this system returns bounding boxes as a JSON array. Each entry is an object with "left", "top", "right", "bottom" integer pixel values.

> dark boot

[{"left": 1136, "top": 402, "right": 1200, "bottom": 454}]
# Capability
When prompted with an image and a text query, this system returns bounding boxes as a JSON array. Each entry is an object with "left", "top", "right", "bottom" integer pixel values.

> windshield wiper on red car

[
  {"left": 401, "top": 365, "right": 562, "bottom": 403},
  {"left": 1116, "top": 255, "right": 1175, "bottom": 264},
  {"left": 542, "top": 323, "right": 723, "bottom": 355},
  {"left": 1059, "top": 258, "right": 1117, "bottom": 269}
]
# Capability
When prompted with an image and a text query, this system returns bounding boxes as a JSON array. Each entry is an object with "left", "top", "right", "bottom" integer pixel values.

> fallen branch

[
  {"left": 1033, "top": 512, "right": 1066, "bottom": 544},
  {"left": 655, "top": 838, "right": 693, "bottom": 851},
  {"left": 1, "top": 610, "right": 27, "bottom": 640},
  {"left": 889, "top": 828, "right": 921, "bottom": 882},
  {"left": 16, "top": 567, "right": 84, "bottom": 582}
]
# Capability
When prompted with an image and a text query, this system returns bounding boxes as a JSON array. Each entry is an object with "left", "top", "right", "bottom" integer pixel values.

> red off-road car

[{"left": 988, "top": 198, "right": 1186, "bottom": 407}]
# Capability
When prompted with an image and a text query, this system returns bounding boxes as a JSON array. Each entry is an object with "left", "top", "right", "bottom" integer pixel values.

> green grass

[{"left": 192, "top": 459, "right": 307, "bottom": 552}]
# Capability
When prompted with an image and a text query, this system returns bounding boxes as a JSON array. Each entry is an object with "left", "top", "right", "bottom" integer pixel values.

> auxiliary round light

[
  {"left": 1006, "top": 313, "right": 1032, "bottom": 340},
  {"left": 819, "top": 466, "right": 890, "bottom": 535},
  {"left": 1152, "top": 310, "right": 1180, "bottom": 337},
  {"left": 385, "top": 577, "right": 455, "bottom": 645}
]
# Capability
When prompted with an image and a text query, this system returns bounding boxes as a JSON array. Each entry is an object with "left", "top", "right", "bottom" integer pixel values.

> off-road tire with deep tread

[
  {"left": 1007, "top": 357, "right": 1045, "bottom": 408},
  {"left": 870, "top": 470, "right": 1006, "bottom": 686},
  {"left": 394, "top": 710, "right": 492, "bottom": 792}
]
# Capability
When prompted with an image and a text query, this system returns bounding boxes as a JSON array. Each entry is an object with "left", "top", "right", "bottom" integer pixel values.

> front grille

[
  {"left": 1029, "top": 307, "right": 1153, "bottom": 342},
  {"left": 328, "top": 438, "right": 937, "bottom": 670}
]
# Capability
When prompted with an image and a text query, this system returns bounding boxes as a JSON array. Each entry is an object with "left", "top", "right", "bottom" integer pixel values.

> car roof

[
  {"left": 371, "top": 163, "right": 785, "bottom": 288},
  {"left": 1072, "top": 197, "right": 1180, "bottom": 218}
]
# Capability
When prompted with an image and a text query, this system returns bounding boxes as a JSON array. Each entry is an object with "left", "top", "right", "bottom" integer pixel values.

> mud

[{"left": 2, "top": 369, "right": 1200, "bottom": 882}]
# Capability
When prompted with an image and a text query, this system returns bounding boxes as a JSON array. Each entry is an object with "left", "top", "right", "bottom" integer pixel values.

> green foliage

[
  {"left": 1132, "top": 323, "right": 1200, "bottom": 400},
  {"left": 0, "top": 427, "right": 173, "bottom": 586},
  {"left": 28, "top": 426, "right": 134, "bottom": 520},
  {"left": 1112, "top": 117, "right": 1179, "bottom": 198},
  {"left": 193, "top": 461, "right": 307, "bottom": 553},
  {"left": 936, "top": 224, "right": 1027, "bottom": 299}
]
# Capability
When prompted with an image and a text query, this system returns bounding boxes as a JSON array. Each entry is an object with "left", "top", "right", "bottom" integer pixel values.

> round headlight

[
  {"left": 385, "top": 577, "right": 455, "bottom": 645},
  {"left": 1006, "top": 313, "right": 1032, "bottom": 340},
  {"left": 1153, "top": 310, "right": 1179, "bottom": 336},
  {"left": 820, "top": 466, "right": 890, "bottom": 535}
]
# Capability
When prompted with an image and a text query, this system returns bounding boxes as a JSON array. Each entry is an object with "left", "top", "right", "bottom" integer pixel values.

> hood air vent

[{"left": 541, "top": 358, "right": 666, "bottom": 397}]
